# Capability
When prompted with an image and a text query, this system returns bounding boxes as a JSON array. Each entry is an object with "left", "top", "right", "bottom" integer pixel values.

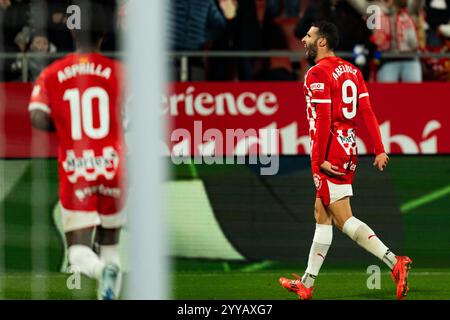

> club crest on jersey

[
  {"left": 310, "top": 83, "right": 325, "bottom": 91},
  {"left": 313, "top": 173, "right": 322, "bottom": 190},
  {"left": 62, "top": 146, "right": 119, "bottom": 183}
]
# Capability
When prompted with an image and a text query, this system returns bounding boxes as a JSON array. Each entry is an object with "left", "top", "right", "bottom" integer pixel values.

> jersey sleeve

[
  {"left": 28, "top": 71, "right": 51, "bottom": 114},
  {"left": 357, "top": 71, "right": 385, "bottom": 155},
  {"left": 306, "top": 66, "right": 332, "bottom": 166}
]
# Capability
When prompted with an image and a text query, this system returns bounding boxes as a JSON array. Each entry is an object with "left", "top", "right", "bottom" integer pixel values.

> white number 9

[{"left": 342, "top": 79, "right": 357, "bottom": 119}]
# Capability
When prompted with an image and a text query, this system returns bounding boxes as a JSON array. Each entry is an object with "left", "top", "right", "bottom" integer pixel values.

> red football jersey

[
  {"left": 304, "top": 56, "right": 385, "bottom": 171},
  {"left": 28, "top": 53, "right": 126, "bottom": 210}
]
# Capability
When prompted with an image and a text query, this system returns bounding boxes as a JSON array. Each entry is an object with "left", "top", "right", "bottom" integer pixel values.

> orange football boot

[
  {"left": 391, "top": 256, "right": 412, "bottom": 300},
  {"left": 279, "top": 274, "right": 314, "bottom": 300}
]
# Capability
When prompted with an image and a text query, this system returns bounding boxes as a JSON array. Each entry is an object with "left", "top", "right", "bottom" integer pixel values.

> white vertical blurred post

[
  {"left": 124, "top": 0, "right": 168, "bottom": 299},
  {"left": 30, "top": 0, "right": 50, "bottom": 299}
]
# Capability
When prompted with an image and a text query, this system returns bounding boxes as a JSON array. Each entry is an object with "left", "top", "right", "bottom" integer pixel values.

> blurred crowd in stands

[
  {"left": 0, "top": 0, "right": 449, "bottom": 82},
  {"left": 168, "top": 0, "right": 450, "bottom": 82},
  {"left": 0, "top": 0, "right": 118, "bottom": 81}
]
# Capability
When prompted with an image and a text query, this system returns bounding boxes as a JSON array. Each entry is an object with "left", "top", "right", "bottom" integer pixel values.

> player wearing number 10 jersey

[
  {"left": 29, "top": 3, "right": 124, "bottom": 300},
  {"left": 279, "top": 21, "right": 412, "bottom": 300},
  {"left": 29, "top": 53, "right": 126, "bottom": 224}
]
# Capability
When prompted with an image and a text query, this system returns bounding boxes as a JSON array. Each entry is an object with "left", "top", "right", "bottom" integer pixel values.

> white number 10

[
  {"left": 342, "top": 79, "right": 357, "bottom": 119},
  {"left": 63, "top": 87, "right": 110, "bottom": 140}
]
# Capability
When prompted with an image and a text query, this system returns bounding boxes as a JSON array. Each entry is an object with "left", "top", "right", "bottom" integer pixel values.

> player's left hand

[{"left": 373, "top": 153, "right": 389, "bottom": 171}]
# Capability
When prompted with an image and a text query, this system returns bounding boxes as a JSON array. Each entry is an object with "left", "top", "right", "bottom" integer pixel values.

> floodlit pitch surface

[
  {"left": 0, "top": 156, "right": 448, "bottom": 299},
  {"left": 1, "top": 262, "right": 450, "bottom": 299}
]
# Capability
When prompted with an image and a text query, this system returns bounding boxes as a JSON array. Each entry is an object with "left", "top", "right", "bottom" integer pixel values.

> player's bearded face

[
  {"left": 305, "top": 38, "right": 319, "bottom": 61},
  {"left": 302, "top": 27, "right": 320, "bottom": 61}
]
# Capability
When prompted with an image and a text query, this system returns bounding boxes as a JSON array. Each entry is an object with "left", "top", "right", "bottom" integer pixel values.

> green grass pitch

[
  {"left": 172, "top": 259, "right": 450, "bottom": 300},
  {"left": 1, "top": 262, "right": 450, "bottom": 300},
  {"left": 0, "top": 157, "right": 448, "bottom": 299},
  {"left": 174, "top": 268, "right": 450, "bottom": 300}
]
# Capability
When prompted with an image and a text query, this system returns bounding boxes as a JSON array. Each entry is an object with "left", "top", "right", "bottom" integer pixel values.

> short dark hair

[
  {"left": 311, "top": 21, "right": 339, "bottom": 51},
  {"left": 71, "top": 0, "right": 107, "bottom": 47}
]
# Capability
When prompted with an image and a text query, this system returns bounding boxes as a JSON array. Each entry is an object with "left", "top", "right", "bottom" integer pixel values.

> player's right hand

[
  {"left": 373, "top": 152, "right": 389, "bottom": 171},
  {"left": 320, "top": 161, "right": 345, "bottom": 177}
]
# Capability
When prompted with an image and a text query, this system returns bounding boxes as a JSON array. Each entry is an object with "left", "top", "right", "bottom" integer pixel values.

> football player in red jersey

[
  {"left": 29, "top": 3, "right": 125, "bottom": 300},
  {"left": 279, "top": 21, "right": 412, "bottom": 300}
]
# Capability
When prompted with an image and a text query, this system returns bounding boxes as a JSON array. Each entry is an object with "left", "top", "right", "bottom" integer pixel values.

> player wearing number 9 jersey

[
  {"left": 279, "top": 21, "right": 412, "bottom": 301},
  {"left": 304, "top": 48, "right": 384, "bottom": 207},
  {"left": 29, "top": 2, "right": 125, "bottom": 300}
]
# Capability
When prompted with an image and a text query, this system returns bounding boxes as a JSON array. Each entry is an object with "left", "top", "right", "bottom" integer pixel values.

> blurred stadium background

[{"left": 0, "top": 0, "right": 449, "bottom": 299}]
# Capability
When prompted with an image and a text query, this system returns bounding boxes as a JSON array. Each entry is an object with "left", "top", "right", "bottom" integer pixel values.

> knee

[
  {"left": 341, "top": 216, "right": 366, "bottom": 240},
  {"left": 314, "top": 203, "right": 332, "bottom": 225},
  {"left": 333, "top": 216, "right": 347, "bottom": 231}
]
